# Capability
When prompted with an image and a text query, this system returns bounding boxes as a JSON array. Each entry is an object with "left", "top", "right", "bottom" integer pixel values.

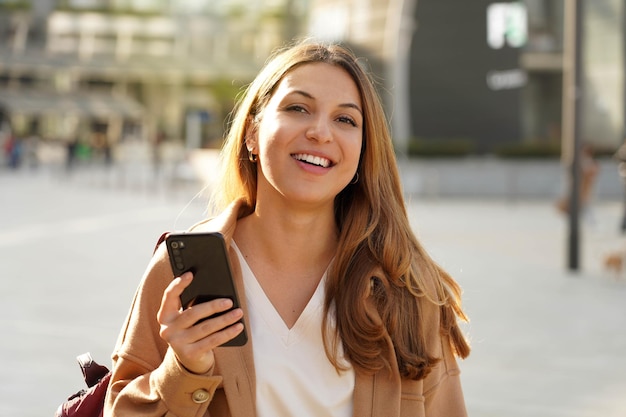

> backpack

[
  {"left": 55, "top": 233, "right": 170, "bottom": 417},
  {"left": 54, "top": 353, "right": 111, "bottom": 417}
]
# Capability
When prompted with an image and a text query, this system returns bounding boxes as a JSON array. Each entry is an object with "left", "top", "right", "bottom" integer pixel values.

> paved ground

[{"left": 1, "top": 166, "right": 625, "bottom": 417}]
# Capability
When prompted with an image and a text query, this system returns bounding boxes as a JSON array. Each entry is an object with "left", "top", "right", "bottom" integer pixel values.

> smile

[{"left": 292, "top": 153, "right": 332, "bottom": 168}]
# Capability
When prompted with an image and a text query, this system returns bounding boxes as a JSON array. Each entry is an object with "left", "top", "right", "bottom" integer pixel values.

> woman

[{"left": 105, "top": 41, "right": 470, "bottom": 417}]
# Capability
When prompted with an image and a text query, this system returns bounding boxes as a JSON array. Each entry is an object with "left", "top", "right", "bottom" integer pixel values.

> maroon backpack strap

[
  {"left": 58, "top": 372, "right": 111, "bottom": 417},
  {"left": 77, "top": 353, "right": 109, "bottom": 388},
  {"left": 55, "top": 354, "right": 111, "bottom": 417},
  {"left": 154, "top": 231, "right": 170, "bottom": 253}
]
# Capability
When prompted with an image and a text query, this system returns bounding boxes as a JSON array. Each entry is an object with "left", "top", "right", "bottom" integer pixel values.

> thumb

[{"left": 157, "top": 272, "right": 192, "bottom": 323}]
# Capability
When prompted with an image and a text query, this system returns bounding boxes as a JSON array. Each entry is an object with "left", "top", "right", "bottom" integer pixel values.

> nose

[{"left": 305, "top": 116, "right": 332, "bottom": 143}]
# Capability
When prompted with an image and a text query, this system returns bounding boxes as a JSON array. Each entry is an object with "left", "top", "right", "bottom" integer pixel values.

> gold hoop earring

[
  {"left": 248, "top": 149, "right": 258, "bottom": 163},
  {"left": 350, "top": 172, "right": 359, "bottom": 185}
]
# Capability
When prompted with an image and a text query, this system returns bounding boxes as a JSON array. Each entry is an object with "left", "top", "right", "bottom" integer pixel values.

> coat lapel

[
  {"left": 213, "top": 239, "right": 257, "bottom": 417},
  {"left": 205, "top": 202, "right": 257, "bottom": 417},
  {"left": 214, "top": 344, "right": 256, "bottom": 417}
]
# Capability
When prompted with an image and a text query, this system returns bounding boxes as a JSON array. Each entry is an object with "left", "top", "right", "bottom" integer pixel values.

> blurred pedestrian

[
  {"left": 151, "top": 129, "right": 165, "bottom": 177},
  {"left": 65, "top": 137, "right": 78, "bottom": 171},
  {"left": 580, "top": 145, "right": 599, "bottom": 210},
  {"left": 24, "top": 133, "right": 40, "bottom": 169},
  {"left": 614, "top": 140, "right": 626, "bottom": 232},
  {"left": 556, "top": 144, "right": 599, "bottom": 220},
  {"left": 105, "top": 41, "right": 471, "bottom": 417},
  {"left": 5, "top": 135, "right": 23, "bottom": 169},
  {"left": 92, "top": 131, "right": 113, "bottom": 166},
  {"left": 2, "top": 134, "right": 14, "bottom": 167}
]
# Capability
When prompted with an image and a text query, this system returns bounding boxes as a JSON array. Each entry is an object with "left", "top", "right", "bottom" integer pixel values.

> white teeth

[{"left": 293, "top": 153, "right": 331, "bottom": 168}]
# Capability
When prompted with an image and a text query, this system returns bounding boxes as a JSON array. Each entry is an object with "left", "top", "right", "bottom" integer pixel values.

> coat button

[{"left": 192, "top": 389, "right": 210, "bottom": 404}]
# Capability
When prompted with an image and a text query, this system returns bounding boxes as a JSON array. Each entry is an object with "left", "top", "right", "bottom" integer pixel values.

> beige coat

[{"left": 104, "top": 200, "right": 468, "bottom": 417}]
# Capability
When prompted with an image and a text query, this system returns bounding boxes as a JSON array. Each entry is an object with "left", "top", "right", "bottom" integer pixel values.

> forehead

[{"left": 272, "top": 62, "right": 362, "bottom": 105}]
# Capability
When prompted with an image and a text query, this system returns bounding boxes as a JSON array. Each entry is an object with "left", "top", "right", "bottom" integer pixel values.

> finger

[
  {"left": 164, "top": 308, "right": 243, "bottom": 365},
  {"left": 187, "top": 307, "right": 244, "bottom": 344},
  {"left": 194, "top": 316, "right": 245, "bottom": 348},
  {"left": 174, "top": 321, "right": 244, "bottom": 374},
  {"left": 157, "top": 272, "right": 193, "bottom": 323},
  {"left": 182, "top": 298, "right": 233, "bottom": 326},
  {"left": 208, "top": 322, "right": 245, "bottom": 347}
]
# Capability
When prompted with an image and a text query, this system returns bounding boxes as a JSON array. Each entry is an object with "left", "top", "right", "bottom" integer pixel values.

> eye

[
  {"left": 337, "top": 115, "right": 357, "bottom": 127},
  {"left": 286, "top": 104, "right": 307, "bottom": 113}
]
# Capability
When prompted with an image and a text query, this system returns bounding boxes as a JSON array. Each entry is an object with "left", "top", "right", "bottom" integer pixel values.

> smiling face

[{"left": 246, "top": 62, "right": 363, "bottom": 209}]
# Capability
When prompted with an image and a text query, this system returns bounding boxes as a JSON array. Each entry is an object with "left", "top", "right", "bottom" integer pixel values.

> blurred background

[
  {"left": 1, "top": 1, "right": 626, "bottom": 416},
  {"left": 2, "top": 0, "right": 626, "bottom": 198}
]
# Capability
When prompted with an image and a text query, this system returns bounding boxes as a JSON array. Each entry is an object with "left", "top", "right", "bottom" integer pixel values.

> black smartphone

[{"left": 165, "top": 231, "right": 247, "bottom": 347}]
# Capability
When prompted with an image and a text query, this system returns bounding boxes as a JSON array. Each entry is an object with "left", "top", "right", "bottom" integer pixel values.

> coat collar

[{"left": 188, "top": 198, "right": 250, "bottom": 244}]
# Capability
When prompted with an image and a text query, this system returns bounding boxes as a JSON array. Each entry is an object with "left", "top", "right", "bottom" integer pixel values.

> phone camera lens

[
  {"left": 171, "top": 241, "right": 179, "bottom": 249},
  {"left": 176, "top": 262, "right": 184, "bottom": 270}
]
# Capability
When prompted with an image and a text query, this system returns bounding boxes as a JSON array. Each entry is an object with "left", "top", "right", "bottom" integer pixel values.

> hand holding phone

[
  {"left": 157, "top": 273, "right": 244, "bottom": 373},
  {"left": 165, "top": 232, "right": 248, "bottom": 347}
]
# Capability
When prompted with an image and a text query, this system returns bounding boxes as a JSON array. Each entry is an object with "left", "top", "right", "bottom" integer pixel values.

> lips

[{"left": 292, "top": 153, "right": 332, "bottom": 168}]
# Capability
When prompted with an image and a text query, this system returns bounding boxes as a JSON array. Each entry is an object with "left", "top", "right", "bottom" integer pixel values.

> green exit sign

[{"left": 487, "top": 2, "right": 528, "bottom": 49}]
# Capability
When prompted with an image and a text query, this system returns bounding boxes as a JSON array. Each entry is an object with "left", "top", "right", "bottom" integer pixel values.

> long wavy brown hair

[{"left": 213, "top": 40, "right": 470, "bottom": 380}]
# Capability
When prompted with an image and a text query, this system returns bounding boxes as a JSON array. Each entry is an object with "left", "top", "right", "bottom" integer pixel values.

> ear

[
  {"left": 244, "top": 116, "right": 258, "bottom": 152},
  {"left": 245, "top": 138, "right": 256, "bottom": 153}
]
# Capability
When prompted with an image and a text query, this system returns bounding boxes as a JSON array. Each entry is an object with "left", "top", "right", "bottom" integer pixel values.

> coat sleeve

[
  {"left": 420, "top": 292, "right": 468, "bottom": 417},
  {"left": 422, "top": 335, "right": 467, "bottom": 416},
  {"left": 104, "top": 242, "right": 223, "bottom": 417}
]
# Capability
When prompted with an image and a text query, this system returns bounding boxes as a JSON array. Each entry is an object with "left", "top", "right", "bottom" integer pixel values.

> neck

[{"left": 235, "top": 198, "right": 338, "bottom": 270}]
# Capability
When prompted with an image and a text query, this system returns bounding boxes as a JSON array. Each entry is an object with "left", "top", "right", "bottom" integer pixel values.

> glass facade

[{"left": 0, "top": 0, "right": 298, "bottom": 150}]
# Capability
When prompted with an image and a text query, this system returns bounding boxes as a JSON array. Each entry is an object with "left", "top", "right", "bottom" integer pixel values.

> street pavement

[{"left": 1, "top": 166, "right": 625, "bottom": 417}]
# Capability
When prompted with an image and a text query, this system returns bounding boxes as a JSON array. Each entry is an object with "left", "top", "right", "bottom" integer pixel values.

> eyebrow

[{"left": 290, "top": 90, "right": 363, "bottom": 115}]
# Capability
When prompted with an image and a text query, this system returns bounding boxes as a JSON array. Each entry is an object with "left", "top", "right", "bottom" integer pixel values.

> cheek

[
  {"left": 347, "top": 137, "right": 363, "bottom": 169},
  {"left": 257, "top": 134, "right": 281, "bottom": 162},
  {"left": 256, "top": 118, "right": 288, "bottom": 154}
]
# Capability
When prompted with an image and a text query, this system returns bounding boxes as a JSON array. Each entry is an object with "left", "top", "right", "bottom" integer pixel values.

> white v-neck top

[{"left": 232, "top": 242, "right": 355, "bottom": 417}]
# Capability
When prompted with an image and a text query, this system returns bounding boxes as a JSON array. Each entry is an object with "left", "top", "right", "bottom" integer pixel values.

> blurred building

[
  {"left": 2, "top": 0, "right": 623, "bottom": 159},
  {"left": 0, "top": 0, "right": 303, "bottom": 151},
  {"left": 308, "top": 0, "right": 626, "bottom": 155},
  {"left": 307, "top": 0, "right": 413, "bottom": 153}
]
